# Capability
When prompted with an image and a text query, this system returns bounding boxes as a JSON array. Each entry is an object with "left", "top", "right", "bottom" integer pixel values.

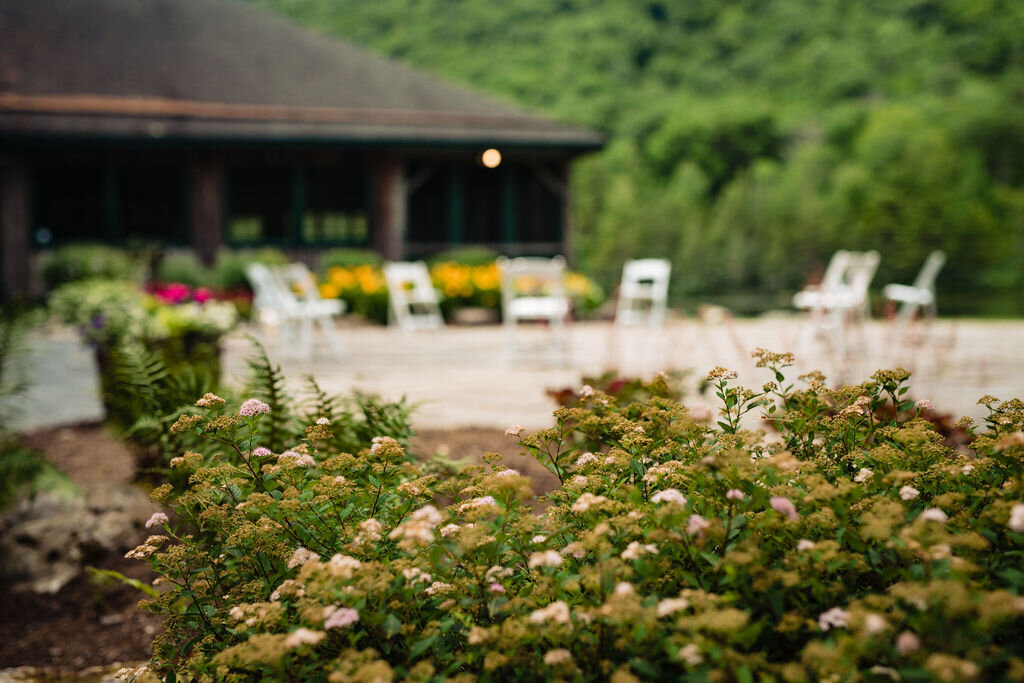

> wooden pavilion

[{"left": 0, "top": 0, "right": 602, "bottom": 299}]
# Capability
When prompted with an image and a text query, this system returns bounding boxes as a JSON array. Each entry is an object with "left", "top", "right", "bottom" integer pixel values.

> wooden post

[
  {"left": 190, "top": 157, "right": 223, "bottom": 267},
  {"left": 371, "top": 153, "right": 406, "bottom": 260},
  {"left": 559, "top": 161, "right": 573, "bottom": 266},
  {"left": 0, "top": 158, "right": 32, "bottom": 301}
]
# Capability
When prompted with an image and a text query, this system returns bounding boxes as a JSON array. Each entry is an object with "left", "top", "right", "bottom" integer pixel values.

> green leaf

[
  {"left": 409, "top": 634, "right": 438, "bottom": 658},
  {"left": 382, "top": 613, "right": 402, "bottom": 637},
  {"left": 87, "top": 567, "right": 160, "bottom": 597}
]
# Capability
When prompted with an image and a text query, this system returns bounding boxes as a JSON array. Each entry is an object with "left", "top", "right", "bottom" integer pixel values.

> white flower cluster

[{"left": 388, "top": 504, "right": 443, "bottom": 548}]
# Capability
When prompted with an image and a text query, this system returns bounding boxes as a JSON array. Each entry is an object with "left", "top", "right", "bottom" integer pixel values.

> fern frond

[{"left": 244, "top": 337, "right": 293, "bottom": 451}]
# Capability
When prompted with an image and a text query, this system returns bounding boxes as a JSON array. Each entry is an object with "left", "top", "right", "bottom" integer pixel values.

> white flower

[
  {"left": 656, "top": 597, "right": 689, "bottom": 618},
  {"left": 287, "top": 547, "right": 319, "bottom": 569},
  {"left": 410, "top": 505, "right": 443, "bottom": 526},
  {"left": 284, "top": 627, "right": 324, "bottom": 649},
  {"left": 571, "top": 492, "right": 608, "bottom": 513},
  {"left": 797, "top": 539, "right": 816, "bottom": 552},
  {"left": 326, "top": 554, "right": 362, "bottom": 579},
  {"left": 528, "top": 550, "right": 564, "bottom": 568},
  {"left": 895, "top": 631, "right": 921, "bottom": 655},
  {"left": 621, "top": 541, "right": 658, "bottom": 560},
  {"left": 725, "top": 489, "right": 746, "bottom": 500},
  {"left": 493, "top": 468, "right": 520, "bottom": 478},
  {"left": 679, "top": 643, "right": 703, "bottom": 666},
  {"left": 560, "top": 542, "right": 585, "bottom": 559},
  {"left": 424, "top": 581, "right": 452, "bottom": 596},
  {"left": 961, "top": 464, "right": 974, "bottom": 474},
  {"left": 485, "top": 565, "right": 513, "bottom": 582},
  {"left": 919, "top": 507, "right": 948, "bottom": 523},
  {"left": 818, "top": 607, "right": 850, "bottom": 631},
  {"left": 863, "top": 613, "right": 888, "bottom": 635},
  {"left": 575, "top": 451, "right": 598, "bottom": 468},
  {"left": 531, "top": 535, "right": 547, "bottom": 544},
  {"left": 613, "top": 582, "right": 634, "bottom": 596},
  {"left": 579, "top": 385, "right": 595, "bottom": 398},
  {"left": 457, "top": 496, "right": 498, "bottom": 513},
  {"left": 544, "top": 648, "right": 573, "bottom": 666},
  {"left": 315, "top": 417, "right": 330, "bottom": 425},
  {"left": 402, "top": 568, "right": 432, "bottom": 584},
  {"left": 651, "top": 488, "right": 687, "bottom": 506},
  {"left": 529, "top": 601, "right": 571, "bottom": 624},
  {"left": 505, "top": 424, "right": 526, "bottom": 437},
  {"left": 899, "top": 486, "right": 920, "bottom": 501},
  {"left": 440, "top": 524, "right": 461, "bottom": 538},
  {"left": 1008, "top": 503, "right": 1024, "bottom": 533},
  {"left": 854, "top": 468, "right": 873, "bottom": 483},
  {"left": 915, "top": 399, "right": 933, "bottom": 411}
]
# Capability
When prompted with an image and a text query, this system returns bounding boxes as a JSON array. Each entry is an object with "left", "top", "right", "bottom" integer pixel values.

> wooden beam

[
  {"left": 189, "top": 157, "right": 223, "bottom": 266},
  {"left": 0, "top": 158, "right": 32, "bottom": 301},
  {"left": 371, "top": 153, "right": 406, "bottom": 260}
]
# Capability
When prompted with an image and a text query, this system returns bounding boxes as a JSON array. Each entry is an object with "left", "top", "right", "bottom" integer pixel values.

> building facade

[{"left": 0, "top": 0, "right": 601, "bottom": 299}]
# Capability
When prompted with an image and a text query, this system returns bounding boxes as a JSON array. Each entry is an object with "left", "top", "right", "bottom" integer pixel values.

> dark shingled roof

[{"left": 0, "top": 0, "right": 602, "bottom": 149}]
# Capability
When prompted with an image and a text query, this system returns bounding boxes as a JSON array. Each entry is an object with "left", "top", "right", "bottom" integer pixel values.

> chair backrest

[
  {"left": 246, "top": 262, "right": 299, "bottom": 320},
  {"left": 383, "top": 260, "right": 443, "bottom": 330},
  {"left": 616, "top": 258, "right": 671, "bottom": 326},
  {"left": 912, "top": 250, "right": 946, "bottom": 291},
  {"left": 821, "top": 250, "right": 851, "bottom": 291},
  {"left": 496, "top": 255, "right": 567, "bottom": 311},
  {"left": 844, "top": 250, "right": 880, "bottom": 307},
  {"left": 275, "top": 262, "right": 322, "bottom": 302}
]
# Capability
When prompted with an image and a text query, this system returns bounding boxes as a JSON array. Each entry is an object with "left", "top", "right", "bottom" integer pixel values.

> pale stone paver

[{"left": 15, "top": 316, "right": 1024, "bottom": 431}]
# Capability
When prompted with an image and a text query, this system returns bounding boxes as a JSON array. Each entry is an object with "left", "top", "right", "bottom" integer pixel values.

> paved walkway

[{"left": 14, "top": 315, "right": 1022, "bottom": 432}]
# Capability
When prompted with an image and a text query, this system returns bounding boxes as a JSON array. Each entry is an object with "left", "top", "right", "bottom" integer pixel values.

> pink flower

[
  {"left": 145, "top": 512, "right": 169, "bottom": 528},
  {"left": 239, "top": 398, "right": 271, "bottom": 416},
  {"left": 505, "top": 424, "right": 526, "bottom": 437},
  {"left": 686, "top": 514, "right": 711, "bottom": 536},
  {"left": 193, "top": 287, "right": 213, "bottom": 304},
  {"left": 770, "top": 496, "right": 799, "bottom": 521},
  {"left": 324, "top": 607, "right": 359, "bottom": 629},
  {"left": 725, "top": 489, "right": 746, "bottom": 501},
  {"left": 489, "top": 583, "right": 506, "bottom": 593},
  {"left": 278, "top": 450, "right": 316, "bottom": 467},
  {"left": 915, "top": 399, "right": 933, "bottom": 411},
  {"left": 896, "top": 631, "right": 921, "bottom": 655},
  {"left": 251, "top": 447, "right": 272, "bottom": 458}
]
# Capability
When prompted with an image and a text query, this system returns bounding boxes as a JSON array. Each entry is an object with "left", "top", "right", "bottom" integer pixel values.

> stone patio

[{"left": 16, "top": 314, "right": 1023, "bottom": 432}]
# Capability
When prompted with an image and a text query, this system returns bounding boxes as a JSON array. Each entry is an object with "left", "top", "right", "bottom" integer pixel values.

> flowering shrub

[
  {"left": 127, "top": 352, "right": 1024, "bottom": 681},
  {"left": 317, "top": 260, "right": 605, "bottom": 325}
]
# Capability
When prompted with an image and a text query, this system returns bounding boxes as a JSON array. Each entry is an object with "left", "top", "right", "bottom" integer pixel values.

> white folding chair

[
  {"left": 497, "top": 255, "right": 570, "bottom": 363},
  {"left": 245, "top": 262, "right": 345, "bottom": 361},
  {"left": 794, "top": 250, "right": 879, "bottom": 355},
  {"left": 615, "top": 258, "right": 672, "bottom": 327},
  {"left": 382, "top": 261, "right": 445, "bottom": 332},
  {"left": 883, "top": 250, "right": 946, "bottom": 322},
  {"left": 274, "top": 262, "right": 346, "bottom": 357}
]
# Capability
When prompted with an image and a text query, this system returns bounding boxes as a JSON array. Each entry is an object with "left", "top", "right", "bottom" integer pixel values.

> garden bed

[{"left": 2, "top": 423, "right": 548, "bottom": 675}]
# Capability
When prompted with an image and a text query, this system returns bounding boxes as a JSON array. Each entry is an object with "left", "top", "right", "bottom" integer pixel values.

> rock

[{"left": 0, "top": 482, "right": 158, "bottom": 594}]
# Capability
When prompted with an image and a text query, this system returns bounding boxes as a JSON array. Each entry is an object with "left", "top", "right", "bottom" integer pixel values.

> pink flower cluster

[
  {"left": 145, "top": 512, "right": 169, "bottom": 529},
  {"left": 149, "top": 282, "right": 213, "bottom": 305},
  {"left": 239, "top": 398, "right": 271, "bottom": 416}
]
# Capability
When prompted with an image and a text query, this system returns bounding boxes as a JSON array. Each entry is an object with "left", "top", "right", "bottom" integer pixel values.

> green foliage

[
  {"left": 157, "top": 252, "right": 213, "bottom": 288},
  {"left": 319, "top": 248, "right": 384, "bottom": 270},
  {"left": 213, "top": 248, "right": 289, "bottom": 292},
  {"left": 245, "top": 0, "right": 1024, "bottom": 314},
  {"left": 40, "top": 244, "right": 142, "bottom": 290},
  {"left": 427, "top": 246, "right": 501, "bottom": 268},
  {"left": 128, "top": 355, "right": 1024, "bottom": 680}
]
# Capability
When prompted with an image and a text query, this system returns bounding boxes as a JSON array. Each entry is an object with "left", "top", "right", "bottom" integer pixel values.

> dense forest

[{"left": 246, "top": 0, "right": 1024, "bottom": 313}]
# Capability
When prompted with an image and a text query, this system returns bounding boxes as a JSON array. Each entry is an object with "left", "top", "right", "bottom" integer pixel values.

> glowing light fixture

[{"left": 481, "top": 148, "right": 502, "bottom": 168}]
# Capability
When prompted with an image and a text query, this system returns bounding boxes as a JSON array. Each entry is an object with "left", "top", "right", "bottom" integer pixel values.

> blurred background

[{"left": 244, "top": 0, "right": 1024, "bottom": 316}]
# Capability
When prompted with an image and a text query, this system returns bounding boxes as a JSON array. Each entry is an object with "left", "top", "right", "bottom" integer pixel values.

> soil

[{"left": 2, "top": 422, "right": 558, "bottom": 676}]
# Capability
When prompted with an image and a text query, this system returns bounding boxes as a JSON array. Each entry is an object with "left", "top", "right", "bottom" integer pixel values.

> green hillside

[{"left": 245, "top": 0, "right": 1024, "bottom": 313}]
